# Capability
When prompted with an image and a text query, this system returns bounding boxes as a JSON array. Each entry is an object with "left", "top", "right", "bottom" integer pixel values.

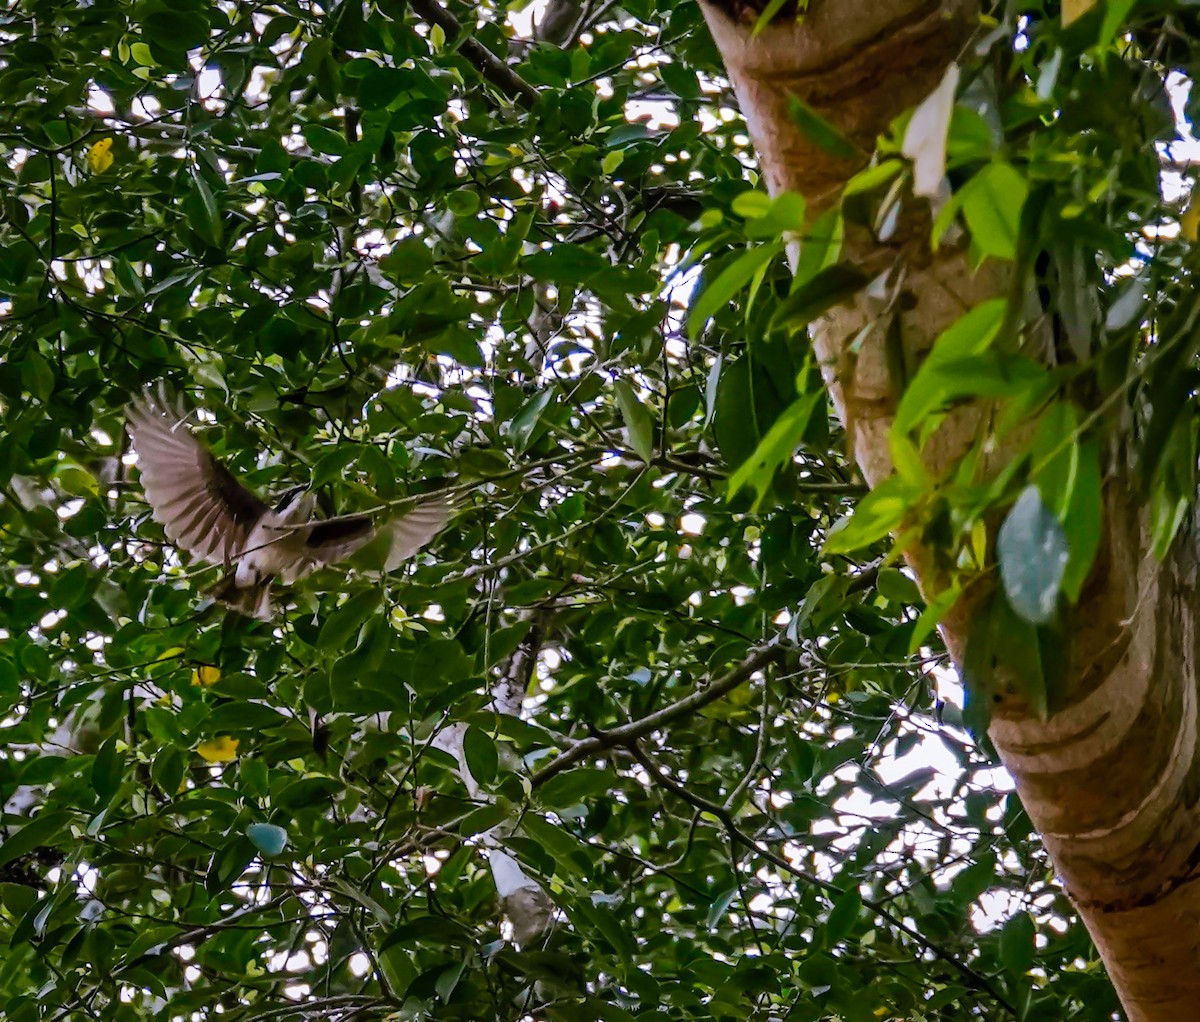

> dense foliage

[{"left": 0, "top": 1, "right": 1195, "bottom": 1019}]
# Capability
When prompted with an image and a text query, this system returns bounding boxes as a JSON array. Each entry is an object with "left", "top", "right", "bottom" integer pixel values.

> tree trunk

[{"left": 700, "top": 2, "right": 1200, "bottom": 1018}]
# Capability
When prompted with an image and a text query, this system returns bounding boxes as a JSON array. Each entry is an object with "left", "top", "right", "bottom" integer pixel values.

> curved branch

[
  {"left": 531, "top": 643, "right": 786, "bottom": 786},
  {"left": 407, "top": 0, "right": 541, "bottom": 109},
  {"left": 628, "top": 741, "right": 1018, "bottom": 1017}
]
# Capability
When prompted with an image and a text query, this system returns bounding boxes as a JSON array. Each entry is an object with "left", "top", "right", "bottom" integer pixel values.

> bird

[{"left": 125, "top": 382, "right": 454, "bottom": 620}]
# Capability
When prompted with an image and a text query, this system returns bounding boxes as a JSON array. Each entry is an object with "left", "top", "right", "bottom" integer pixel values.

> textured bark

[{"left": 701, "top": 2, "right": 1200, "bottom": 1018}]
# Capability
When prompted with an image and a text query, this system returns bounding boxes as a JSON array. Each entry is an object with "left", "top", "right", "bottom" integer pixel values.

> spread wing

[
  {"left": 303, "top": 493, "right": 455, "bottom": 569},
  {"left": 382, "top": 494, "right": 456, "bottom": 570},
  {"left": 302, "top": 515, "right": 375, "bottom": 566},
  {"left": 126, "top": 383, "right": 268, "bottom": 566}
]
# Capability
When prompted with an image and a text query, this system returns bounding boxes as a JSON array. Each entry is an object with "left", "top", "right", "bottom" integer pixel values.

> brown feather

[
  {"left": 126, "top": 385, "right": 268, "bottom": 567},
  {"left": 305, "top": 516, "right": 374, "bottom": 554},
  {"left": 383, "top": 496, "right": 456, "bottom": 570}
]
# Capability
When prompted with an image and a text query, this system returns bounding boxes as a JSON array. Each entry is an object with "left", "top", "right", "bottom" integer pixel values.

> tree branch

[
  {"left": 627, "top": 741, "right": 1019, "bottom": 1018},
  {"left": 407, "top": 0, "right": 541, "bottom": 109},
  {"left": 530, "top": 643, "right": 786, "bottom": 787}
]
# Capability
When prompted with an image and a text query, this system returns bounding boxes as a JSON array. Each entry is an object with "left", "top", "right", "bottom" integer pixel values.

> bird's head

[{"left": 272, "top": 484, "right": 317, "bottom": 523}]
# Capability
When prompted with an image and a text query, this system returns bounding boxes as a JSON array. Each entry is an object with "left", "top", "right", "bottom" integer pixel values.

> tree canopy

[{"left": 0, "top": 1, "right": 1192, "bottom": 1020}]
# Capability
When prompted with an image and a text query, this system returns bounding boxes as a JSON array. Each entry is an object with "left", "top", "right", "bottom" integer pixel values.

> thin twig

[
  {"left": 407, "top": 0, "right": 540, "bottom": 108},
  {"left": 628, "top": 742, "right": 1019, "bottom": 1018},
  {"left": 530, "top": 643, "right": 785, "bottom": 786}
]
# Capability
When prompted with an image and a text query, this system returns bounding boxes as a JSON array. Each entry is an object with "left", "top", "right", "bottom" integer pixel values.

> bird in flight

[{"left": 126, "top": 383, "right": 453, "bottom": 620}]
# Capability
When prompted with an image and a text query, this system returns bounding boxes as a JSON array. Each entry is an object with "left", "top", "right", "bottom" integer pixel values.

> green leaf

[
  {"left": 1099, "top": 0, "right": 1137, "bottom": 44},
  {"left": 731, "top": 191, "right": 772, "bottom": 219},
  {"left": 997, "top": 486, "right": 1069, "bottom": 625},
  {"left": 245, "top": 822, "right": 289, "bottom": 857},
  {"left": 510, "top": 389, "right": 555, "bottom": 451},
  {"left": 844, "top": 160, "right": 903, "bottom": 198},
  {"left": 0, "top": 812, "right": 71, "bottom": 870},
  {"left": 573, "top": 900, "right": 635, "bottom": 961},
  {"left": 889, "top": 431, "right": 931, "bottom": 488},
  {"left": 0, "top": 657, "right": 19, "bottom": 715},
  {"left": 302, "top": 124, "right": 349, "bottom": 156},
  {"left": 151, "top": 746, "right": 184, "bottom": 797},
  {"left": 21, "top": 351, "right": 54, "bottom": 401},
  {"left": 823, "top": 475, "right": 915, "bottom": 555},
  {"left": 462, "top": 725, "right": 499, "bottom": 787},
  {"left": 1060, "top": 439, "right": 1103, "bottom": 602},
  {"left": 726, "top": 391, "right": 821, "bottom": 508},
  {"left": 312, "top": 445, "right": 360, "bottom": 487},
  {"left": 793, "top": 206, "right": 843, "bottom": 287},
  {"left": 188, "top": 170, "right": 224, "bottom": 247},
  {"left": 959, "top": 161, "right": 1028, "bottom": 261},
  {"left": 784, "top": 732, "right": 815, "bottom": 784},
  {"left": 1150, "top": 487, "right": 1188, "bottom": 560},
  {"left": 380, "top": 236, "right": 434, "bottom": 282},
  {"left": 907, "top": 584, "right": 960, "bottom": 654},
  {"left": 318, "top": 589, "right": 384, "bottom": 651},
  {"left": 57, "top": 465, "right": 98, "bottom": 497},
  {"left": 1030, "top": 402, "right": 1079, "bottom": 519},
  {"left": 825, "top": 889, "right": 862, "bottom": 944},
  {"left": 705, "top": 886, "right": 738, "bottom": 930},
  {"left": 994, "top": 591, "right": 1048, "bottom": 720},
  {"left": 447, "top": 190, "right": 481, "bottom": 216},
  {"left": 704, "top": 353, "right": 723, "bottom": 430},
  {"left": 713, "top": 353, "right": 795, "bottom": 470},
  {"left": 144, "top": 9, "right": 209, "bottom": 51},
  {"left": 519, "top": 814, "right": 594, "bottom": 877},
  {"left": 539, "top": 768, "right": 612, "bottom": 808},
  {"left": 90, "top": 734, "right": 123, "bottom": 804},
  {"left": 877, "top": 568, "right": 920, "bottom": 605},
  {"left": 524, "top": 246, "right": 609, "bottom": 285},
  {"left": 998, "top": 912, "right": 1036, "bottom": 977},
  {"left": 688, "top": 242, "right": 783, "bottom": 339},
  {"left": 613, "top": 380, "right": 655, "bottom": 464},
  {"left": 358, "top": 67, "right": 410, "bottom": 110},
  {"left": 892, "top": 299, "right": 1007, "bottom": 434},
  {"left": 458, "top": 803, "right": 510, "bottom": 837},
  {"left": 744, "top": 192, "right": 808, "bottom": 240},
  {"left": 274, "top": 775, "right": 342, "bottom": 812},
  {"left": 961, "top": 599, "right": 998, "bottom": 740},
  {"left": 752, "top": 0, "right": 794, "bottom": 35},
  {"left": 377, "top": 943, "right": 417, "bottom": 998},
  {"left": 601, "top": 149, "right": 625, "bottom": 175},
  {"left": 130, "top": 41, "right": 157, "bottom": 67},
  {"left": 435, "top": 959, "right": 467, "bottom": 1002}
]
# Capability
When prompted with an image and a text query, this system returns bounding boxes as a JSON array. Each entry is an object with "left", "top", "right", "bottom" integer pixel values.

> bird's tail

[{"left": 206, "top": 574, "right": 274, "bottom": 621}]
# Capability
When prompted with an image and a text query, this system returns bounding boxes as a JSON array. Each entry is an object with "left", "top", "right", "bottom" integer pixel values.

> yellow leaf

[
  {"left": 87, "top": 137, "right": 114, "bottom": 174},
  {"left": 191, "top": 665, "right": 221, "bottom": 687},
  {"left": 1182, "top": 187, "right": 1200, "bottom": 242},
  {"left": 971, "top": 519, "right": 989, "bottom": 568},
  {"left": 197, "top": 736, "right": 239, "bottom": 763},
  {"left": 1062, "top": 0, "right": 1095, "bottom": 26}
]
